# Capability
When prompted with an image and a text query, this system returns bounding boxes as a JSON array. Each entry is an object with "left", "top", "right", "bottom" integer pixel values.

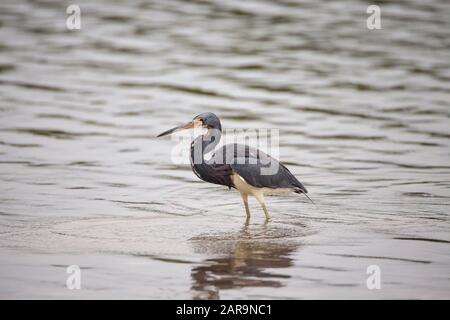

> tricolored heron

[{"left": 157, "top": 112, "right": 310, "bottom": 220}]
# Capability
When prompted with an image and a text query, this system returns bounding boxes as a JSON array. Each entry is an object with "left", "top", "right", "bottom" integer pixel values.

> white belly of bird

[{"left": 231, "top": 173, "right": 291, "bottom": 199}]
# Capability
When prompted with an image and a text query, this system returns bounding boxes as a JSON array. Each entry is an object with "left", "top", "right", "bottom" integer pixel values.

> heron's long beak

[{"left": 156, "top": 120, "right": 200, "bottom": 137}]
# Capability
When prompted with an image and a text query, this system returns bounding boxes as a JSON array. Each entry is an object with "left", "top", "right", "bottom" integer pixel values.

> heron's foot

[{"left": 262, "top": 217, "right": 270, "bottom": 230}]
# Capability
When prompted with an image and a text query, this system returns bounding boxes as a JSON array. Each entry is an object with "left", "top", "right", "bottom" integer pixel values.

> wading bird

[{"left": 157, "top": 112, "right": 310, "bottom": 220}]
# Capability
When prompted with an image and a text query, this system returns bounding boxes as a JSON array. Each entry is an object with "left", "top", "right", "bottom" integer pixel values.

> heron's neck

[{"left": 190, "top": 129, "right": 222, "bottom": 164}]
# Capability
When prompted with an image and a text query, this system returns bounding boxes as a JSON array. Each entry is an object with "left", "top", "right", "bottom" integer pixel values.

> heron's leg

[
  {"left": 261, "top": 203, "right": 270, "bottom": 220},
  {"left": 254, "top": 193, "right": 270, "bottom": 220},
  {"left": 241, "top": 218, "right": 250, "bottom": 236},
  {"left": 240, "top": 193, "right": 251, "bottom": 219}
]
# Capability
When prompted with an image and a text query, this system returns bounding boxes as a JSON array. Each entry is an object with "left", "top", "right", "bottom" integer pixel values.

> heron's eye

[{"left": 194, "top": 118, "right": 204, "bottom": 126}]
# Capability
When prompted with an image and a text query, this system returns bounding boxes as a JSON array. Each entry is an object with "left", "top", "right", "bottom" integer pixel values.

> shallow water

[{"left": 0, "top": 0, "right": 449, "bottom": 299}]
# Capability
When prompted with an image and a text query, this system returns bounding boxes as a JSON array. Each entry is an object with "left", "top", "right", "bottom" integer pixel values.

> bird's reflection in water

[{"left": 190, "top": 220, "right": 304, "bottom": 299}]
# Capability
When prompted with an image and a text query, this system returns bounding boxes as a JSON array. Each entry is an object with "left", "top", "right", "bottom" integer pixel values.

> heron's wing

[
  {"left": 212, "top": 144, "right": 272, "bottom": 164},
  {"left": 231, "top": 160, "right": 307, "bottom": 192},
  {"left": 212, "top": 144, "right": 307, "bottom": 193}
]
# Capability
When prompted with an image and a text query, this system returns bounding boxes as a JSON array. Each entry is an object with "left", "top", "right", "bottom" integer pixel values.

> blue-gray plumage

[{"left": 157, "top": 112, "right": 309, "bottom": 220}]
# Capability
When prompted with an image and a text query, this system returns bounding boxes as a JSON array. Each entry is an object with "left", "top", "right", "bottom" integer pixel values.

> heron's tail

[{"left": 294, "top": 189, "right": 317, "bottom": 208}]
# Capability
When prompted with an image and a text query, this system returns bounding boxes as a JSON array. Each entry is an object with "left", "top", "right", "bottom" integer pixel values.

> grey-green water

[{"left": 0, "top": 0, "right": 449, "bottom": 299}]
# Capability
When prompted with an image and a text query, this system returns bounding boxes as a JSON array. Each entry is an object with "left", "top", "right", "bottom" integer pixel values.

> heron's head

[{"left": 156, "top": 112, "right": 221, "bottom": 137}]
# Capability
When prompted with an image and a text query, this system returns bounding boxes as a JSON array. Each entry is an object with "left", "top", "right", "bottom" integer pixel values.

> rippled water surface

[{"left": 1, "top": 0, "right": 449, "bottom": 299}]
